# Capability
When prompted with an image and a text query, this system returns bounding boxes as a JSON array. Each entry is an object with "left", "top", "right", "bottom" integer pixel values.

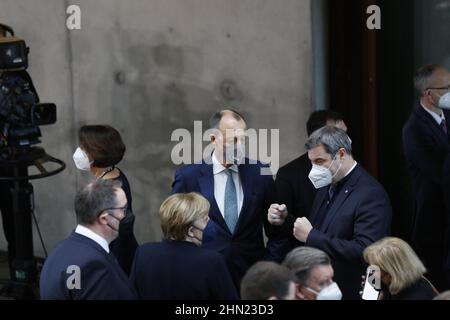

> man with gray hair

[
  {"left": 403, "top": 64, "right": 450, "bottom": 290},
  {"left": 268, "top": 126, "right": 392, "bottom": 299},
  {"left": 283, "top": 247, "right": 341, "bottom": 300},
  {"left": 39, "top": 179, "right": 136, "bottom": 299}
]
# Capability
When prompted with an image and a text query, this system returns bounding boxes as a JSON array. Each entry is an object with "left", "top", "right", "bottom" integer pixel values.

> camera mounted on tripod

[{"left": 0, "top": 23, "right": 56, "bottom": 162}]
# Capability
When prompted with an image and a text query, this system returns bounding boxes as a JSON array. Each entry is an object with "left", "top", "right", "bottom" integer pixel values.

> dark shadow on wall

[{"left": 326, "top": 0, "right": 415, "bottom": 241}]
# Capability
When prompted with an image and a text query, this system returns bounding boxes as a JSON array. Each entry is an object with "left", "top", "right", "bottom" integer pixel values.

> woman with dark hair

[{"left": 72, "top": 124, "right": 138, "bottom": 275}]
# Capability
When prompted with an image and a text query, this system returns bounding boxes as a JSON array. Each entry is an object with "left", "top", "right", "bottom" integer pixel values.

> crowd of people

[{"left": 3, "top": 63, "right": 450, "bottom": 300}]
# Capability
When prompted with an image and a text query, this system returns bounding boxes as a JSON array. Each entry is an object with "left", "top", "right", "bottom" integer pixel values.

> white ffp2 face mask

[
  {"left": 224, "top": 144, "right": 245, "bottom": 165},
  {"left": 308, "top": 156, "right": 342, "bottom": 189},
  {"left": 437, "top": 92, "right": 450, "bottom": 110},
  {"left": 73, "top": 147, "right": 92, "bottom": 171},
  {"left": 315, "top": 282, "right": 343, "bottom": 300}
]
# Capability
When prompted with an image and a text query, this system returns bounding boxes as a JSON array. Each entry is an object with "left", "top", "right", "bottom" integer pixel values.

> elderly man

[
  {"left": 268, "top": 126, "right": 392, "bottom": 299},
  {"left": 283, "top": 246, "right": 341, "bottom": 300},
  {"left": 403, "top": 64, "right": 450, "bottom": 290},
  {"left": 39, "top": 180, "right": 136, "bottom": 300},
  {"left": 172, "top": 109, "right": 287, "bottom": 289}
]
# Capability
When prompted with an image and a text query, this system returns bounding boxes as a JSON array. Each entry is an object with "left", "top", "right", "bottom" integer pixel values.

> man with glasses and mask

[
  {"left": 283, "top": 247, "right": 342, "bottom": 300},
  {"left": 268, "top": 126, "right": 392, "bottom": 299},
  {"left": 403, "top": 64, "right": 450, "bottom": 290},
  {"left": 39, "top": 179, "right": 136, "bottom": 300}
]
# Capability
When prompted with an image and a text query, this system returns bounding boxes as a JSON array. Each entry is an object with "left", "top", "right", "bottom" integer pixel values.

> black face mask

[
  {"left": 105, "top": 212, "right": 123, "bottom": 233},
  {"left": 187, "top": 225, "right": 205, "bottom": 244},
  {"left": 118, "top": 208, "right": 135, "bottom": 236}
]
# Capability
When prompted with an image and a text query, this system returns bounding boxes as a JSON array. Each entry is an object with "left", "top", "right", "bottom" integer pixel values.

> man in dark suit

[
  {"left": 171, "top": 109, "right": 287, "bottom": 288},
  {"left": 403, "top": 64, "right": 450, "bottom": 290},
  {"left": 39, "top": 179, "right": 136, "bottom": 300},
  {"left": 268, "top": 126, "right": 392, "bottom": 299},
  {"left": 275, "top": 111, "right": 347, "bottom": 250}
]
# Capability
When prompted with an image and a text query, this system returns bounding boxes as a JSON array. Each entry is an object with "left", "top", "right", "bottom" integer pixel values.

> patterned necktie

[
  {"left": 440, "top": 118, "right": 448, "bottom": 136},
  {"left": 224, "top": 169, "right": 238, "bottom": 233},
  {"left": 328, "top": 184, "right": 336, "bottom": 202}
]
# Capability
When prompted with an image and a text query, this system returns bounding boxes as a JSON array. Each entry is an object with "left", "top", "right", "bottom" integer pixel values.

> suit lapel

[
  {"left": 309, "top": 188, "right": 327, "bottom": 222},
  {"left": 320, "top": 165, "right": 362, "bottom": 232},
  {"left": 198, "top": 163, "right": 230, "bottom": 233},
  {"left": 416, "top": 106, "right": 450, "bottom": 147}
]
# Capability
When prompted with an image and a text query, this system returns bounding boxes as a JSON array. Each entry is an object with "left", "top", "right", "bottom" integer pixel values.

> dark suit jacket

[
  {"left": 388, "top": 277, "right": 437, "bottom": 300},
  {"left": 275, "top": 153, "right": 316, "bottom": 249},
  {"left": 40, "top": 232, "right": 137, "bottom": 300},
  {"left": 109, "top": 169, "right": 138, "bottom": 276},
  {"left": 303, "top": 164, "right": 392, "bottom": 300},
  {"left": 171, "top": 159, "right": 288, "bottom": 287},
  {"left": 402, "top": 106, "right": 450, "bottom": 250},
  {"left": 130, "top": 240, "right": 239, "bottom": 300}
]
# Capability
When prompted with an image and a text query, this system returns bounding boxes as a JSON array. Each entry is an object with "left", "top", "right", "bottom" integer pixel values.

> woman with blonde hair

[
  {"left": 130, "top": 192, "right": 238, "bottom": 300},
  {"left": 363, "top": 237, "right": 438, "bottom": 300}
]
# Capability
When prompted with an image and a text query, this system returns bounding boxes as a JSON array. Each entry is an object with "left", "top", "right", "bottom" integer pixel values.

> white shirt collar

[
  {"left": 421, "top": 103, "right": 445, "bottom": 125},
  {"left": 343, "top": 161, "right": 358, "bottom": 179},
  {"left": 75, "top": 224, "right": 110, "bottom": 253},
  {"left": 212, "top": 151, "right": 239, "bottom": 175}
]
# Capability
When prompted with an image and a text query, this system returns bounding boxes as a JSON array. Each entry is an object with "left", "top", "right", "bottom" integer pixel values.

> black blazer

[
  {"left": 275, "top": 153, "right": 316, "bottom": 249},
  {"left": 304, "top": 164, "right": 392, "bottom": 300},
  {"left": 40, "top": 232, "right": 137, "bottom": 300},
  {"left": 171, "top": 159, "right": 289, "bottom": 287},
  {"left": 388, "top": 277, "right": 437, "bottom": 300},
  {"left": 402, "top": 106, "right": 450, "bottom": 249},
  {"left": 109, "top": 169, "right": 138, "bottom": 276},
  {"left": 130, "top": 240, "right": 239, "bottom": 300}
]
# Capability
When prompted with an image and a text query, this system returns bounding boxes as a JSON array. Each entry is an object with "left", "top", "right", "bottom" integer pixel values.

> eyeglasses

[
  {"left": 426, "top": 85, "right": 450, "bottom": 91},
  {"left": 97, "top": 204, "right": 128, "bottom": 218}
]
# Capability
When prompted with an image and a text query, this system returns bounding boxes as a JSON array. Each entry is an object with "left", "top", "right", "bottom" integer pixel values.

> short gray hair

[
  {"left": 305, "top": 126, "right": 352, "bottom": 157},
  {"left": 414, "top": 64, "right": 442, "bottom": 96},
  {"left": 282, "top": 247, "right": 331, "bottom": 286},
  {"left": 74, "top": 179, "right": 122, "bottom": 226}
]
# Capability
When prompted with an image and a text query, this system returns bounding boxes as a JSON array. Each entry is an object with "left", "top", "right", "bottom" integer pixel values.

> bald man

[{"left": 171, "top": 109, "right": 288, "bottom": 290}]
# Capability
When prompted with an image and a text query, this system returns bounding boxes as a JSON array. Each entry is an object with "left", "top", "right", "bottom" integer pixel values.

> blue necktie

[{"left": 224, "top": 169, "right": 238, "bottom": 233}]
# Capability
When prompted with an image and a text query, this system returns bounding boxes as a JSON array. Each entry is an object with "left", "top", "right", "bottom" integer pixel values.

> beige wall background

[{"left": 0, "top": 0, "right": 313, "bottom": 256}]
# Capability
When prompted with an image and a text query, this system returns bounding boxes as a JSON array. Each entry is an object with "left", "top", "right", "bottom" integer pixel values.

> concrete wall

[{"left": 0, "top": 0, "right": 313, "bottom": 256}]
